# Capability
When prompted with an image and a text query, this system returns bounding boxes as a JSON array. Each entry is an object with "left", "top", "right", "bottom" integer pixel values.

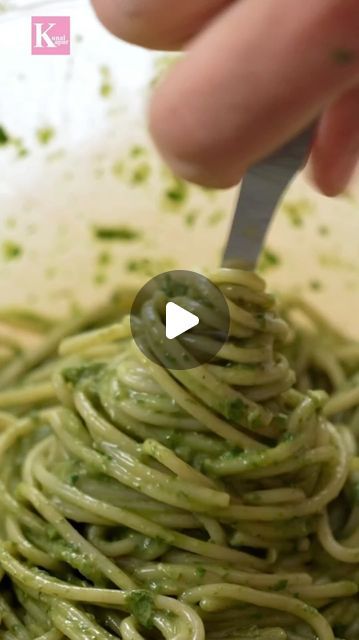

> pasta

[{"left": 0, "top": 267, "right": 358, "bottom": 640}]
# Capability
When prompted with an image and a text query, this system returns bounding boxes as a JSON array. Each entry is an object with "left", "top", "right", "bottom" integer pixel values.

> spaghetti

[{"left": 0, "top": 268, "right": 358, "bottom": 640}]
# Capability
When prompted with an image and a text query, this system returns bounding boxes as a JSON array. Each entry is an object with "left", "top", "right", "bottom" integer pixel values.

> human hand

[{"left": 92, "top": 0, "right": 359, "bottom": 196}]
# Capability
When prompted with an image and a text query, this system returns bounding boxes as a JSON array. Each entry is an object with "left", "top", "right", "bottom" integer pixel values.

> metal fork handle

[{"left": 222, "top": 126, "right": 315, "bottom": 269}]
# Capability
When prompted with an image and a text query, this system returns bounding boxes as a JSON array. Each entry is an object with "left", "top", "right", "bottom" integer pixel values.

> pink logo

[{"left": 31, "top": 16, "right": 70, "bottom": 55}]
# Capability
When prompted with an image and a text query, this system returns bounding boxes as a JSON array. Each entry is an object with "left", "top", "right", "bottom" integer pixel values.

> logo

[{"left": 31, "top": 17, "right": 70, "bottom": 55}]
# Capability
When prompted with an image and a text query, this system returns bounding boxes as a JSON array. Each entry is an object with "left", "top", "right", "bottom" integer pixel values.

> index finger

[{"left": 149, "top": 0, "right": 359, "bottom": 187}]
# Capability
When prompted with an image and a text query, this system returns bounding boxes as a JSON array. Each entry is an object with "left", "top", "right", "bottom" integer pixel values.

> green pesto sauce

[
  {"left": 94, "top": 273, "right": 107, "bottom": 286},
  {"left": 160, "top": 274, "right": 189, "bottom": 298},
  {"left": 221, "top": 398, "right": 246, "bottom": 423},
  {"left": 126, "top": 257, "right": 175, "bottom": 277},
  {"left": 93, "top": 226, "right": 142, "bottom": 242},
  {"left": 62, "top": 363, "right": 105, "bottom": 386},
  {"left": 99, "top": 82, "right": 112, "bottom": 98},
  {"left": 258, "top": 249, "right": 281, "bottom": 273},
  {"left": 309, "top": 280, "right": 323, "bottom": 292},
  {"left": 282, "top": 198, "right": 313, "bottom": 227},
  {"left": 130, "top": 145, "right": 146, "bottom": 158},
  {"left": 272, "top": 579, "right": 288, "bottom": 591},
  {"left": 126, "top": 591, "right": 154, "bottom": 629},
  {"left": 164, "top": 177, "right": 188, "bottom": 207},
  {"left": 69, "top": 472, "right": 80, "bottom": 486},
  {"left": 0, "top": 125, "right": 10, "bottom": 145},
  {"left": 222, "top": 447, "right": 242, "bottom": 460},
  {"left": 184, "top": 210, "right": 199, "bottom": 228},
  {"left": 99, "top": 64, "right": 113, "bottom": 98},
  {"left": 195, "top": 566, "right": 206, "bottom": 579},
  {"left": 7, "top": 136, "right": 29, "bottom": 158},
  {"left": 97, "top": 251, "right": 112, "bottom": 266},
  {"left": 131, "top": 162, "right": 151, "bottom": 185},
  {"left": 2, "top": 240, "right": 23, "bottom": 261},
  {"left": 36, "top": 126, "right": 55, "bottom": 145},
  {"left": 207, "top": 210, "right": 225, "bottom": 226}
]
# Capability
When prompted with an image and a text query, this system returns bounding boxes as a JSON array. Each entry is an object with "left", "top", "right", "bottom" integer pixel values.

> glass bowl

[{"left": 0, "top": 0, "right": 358, "bottom": 336}]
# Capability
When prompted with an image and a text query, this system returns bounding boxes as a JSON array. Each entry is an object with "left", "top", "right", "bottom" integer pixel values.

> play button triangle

[{"left": 165, "top": 302, "right": 199, "bottom": 340}]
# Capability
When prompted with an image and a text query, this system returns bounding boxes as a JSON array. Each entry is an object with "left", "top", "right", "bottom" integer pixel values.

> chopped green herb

[
  {"left": 126, "top": 257, "right": 175, "bottom": 277},
  {"left": 223, "top": 447, "right": 243, "bottom": 460},
  {"left": 332, "top": 48, "right": 356, "bottom": 65},
  {"left": 97, "top": 251, "right": 111, "bottom": 266},
  {"left": 258, "top": 249, "right": 281, "bottom": 273},
  {"left": 318, "top": 225, "right": 329, "bottom": 236},
  {"left": 127, "top": 591, "right": 154, "bottom": 629},
  {"left": 17, "top": 147, "right": 28, "bottom": 158},
  {"left": 2, "top": 241, "right": 22, "bottom": 261},
  {"left": 99, "top": 64, "right": 113, "bottom": 96},
  {"left": 248, "top": 410, "right": 263, "bottom": 429},
  {"left": 126, "top": 258, "right": 152, "bottom": 274},
  {"left": 131, "top": 163, "right": 151, "bottom": 185},
  {"left": 318, "top": 253, "right": 356, "bottom": 272},
  {"left": 280, "top": 432, "right": 295, "bottom": 443},
  {"left": 99, "top": 64, "right": 110, "bottom": 76},
  {"left": 100, "top": 82, "right": 112, "bottom": 98},
  {"left": 93, "top": 226, "right": 141, "bottom": 242},
  {"left": 10, "top": 137, "right": 27, "bottom": 158},
  {"left": 161, "top": 274, "right": 189, "bottom": 298},
  {"left": 69, "top": 473, "right": 80, "bottom": 486},
  {"left": 0, "top": 125, "right": 10, "bottom": 145},
  {"left": 164, "top": 178, "right": 188, "bottom": 206},
  {"left": 164, "top": 354, "right": 177, "bottom": 367},
  {"left": 223, "top": 398, "right": 246, "bottom": 424},
  {"left": 272, "top": 579, "right": 288, "bottom": 591},
  {"left": 63, "top": 363, "right": 105, "bottom": 386},
  {"left": 130, "top": 145, "right": 146, "bottom": 158},
  {"left": 36, "top": 126, "right": 55, "bottom": 145},
  {"left": 195, "top": 566, "right": 206, "bottom": 579}
]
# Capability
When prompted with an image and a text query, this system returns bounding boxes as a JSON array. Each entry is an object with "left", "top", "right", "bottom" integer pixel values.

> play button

[
  {"left": 130, "top": 270, "right": 230, "bottom": 370},
  {"left": 165, "top": 302, "right": 199, "bottom": 340}
]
